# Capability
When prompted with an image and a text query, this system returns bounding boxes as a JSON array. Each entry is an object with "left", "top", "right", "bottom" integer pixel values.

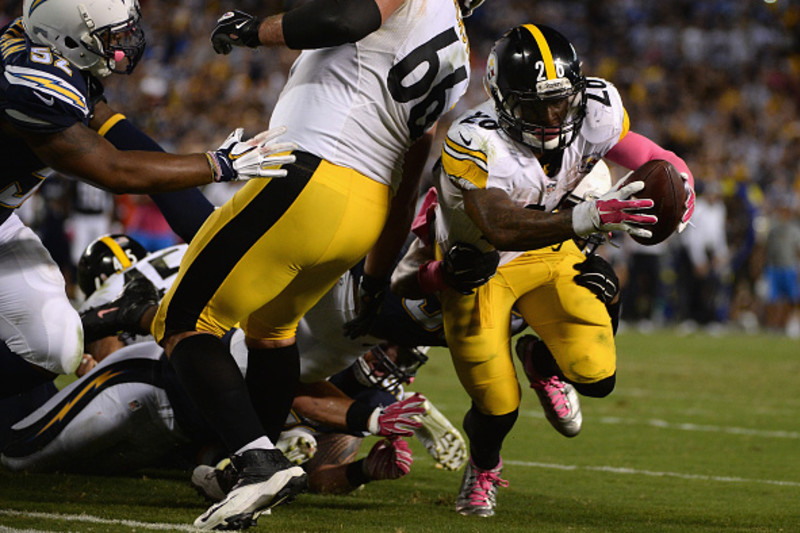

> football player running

[
  {"left": 0, "top": 0, "right": 294, "bottom": 412},
  {"left": 422, "top": 24, "right": 696, "bottom": 517},
  {"left": 151, "top": 0, "right": 477, "bottom": 528}
]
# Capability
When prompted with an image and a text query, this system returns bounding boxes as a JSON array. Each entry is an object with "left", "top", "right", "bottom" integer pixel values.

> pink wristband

[{"left": 418, "top": 260, "right": 447, "bottom": 293}]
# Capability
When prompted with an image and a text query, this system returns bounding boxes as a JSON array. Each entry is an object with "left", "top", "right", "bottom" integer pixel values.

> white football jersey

[
  {"left": 295, "top": 269, "right": 382, "bottom": 383},
  {"left": 434, "top": 77, "right": 628, "bottom": 266},
  {"left": 269, "top": 0, "right": 470, "bottom": 191}
]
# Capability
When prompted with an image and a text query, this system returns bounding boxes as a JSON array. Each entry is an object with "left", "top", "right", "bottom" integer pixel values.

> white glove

[
  {"left": 677, "top": 172, "right": 695, "bottom": 233},
  {"left": 206, "top": 126, "right": 296, "bottom": 182},
  {"left": 572, "top": 180, "right": 657, "bottom": 239}
]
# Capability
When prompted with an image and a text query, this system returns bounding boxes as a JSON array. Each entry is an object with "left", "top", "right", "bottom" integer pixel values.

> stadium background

[{"left": 1, "top": 2, "right": 799, "bottom": 531}]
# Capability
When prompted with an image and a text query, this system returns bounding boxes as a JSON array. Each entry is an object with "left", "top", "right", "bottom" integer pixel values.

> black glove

[
  {"left": 343, "top": 274, "right": 387, "bottom": 339},
  {"left": 211, "top": 10, "right": 261, "bottom": 55},
  {"left": 80, "top": 277, "right": 159, "bottom": 344},
  {"left": 573, "top": 254, "right": 619, "bottom": 305},
  {"left": 442, "top": 243, "right": 500, "bottom": 295}
]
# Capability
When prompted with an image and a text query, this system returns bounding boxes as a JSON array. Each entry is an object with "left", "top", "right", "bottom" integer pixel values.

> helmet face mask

[
  {"left": 23, "top": 0, "right": 146, "bottom": 78},
  {"left": 353, "top": 344, "right": 429, "bottom": 394},
  {"left": 486, "top": 24, "right": 587, "bottom": 153},
  {"left": 77, "top": 234, "right": 147, "bottom": 297},
  {"left": 81, "top": 12, "right": 145, "bottom": 75}
]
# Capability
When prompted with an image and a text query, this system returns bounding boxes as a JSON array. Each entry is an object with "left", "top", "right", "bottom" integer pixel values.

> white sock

[{"left": 235, "top": 436, "right": 275, "bottom": 456}]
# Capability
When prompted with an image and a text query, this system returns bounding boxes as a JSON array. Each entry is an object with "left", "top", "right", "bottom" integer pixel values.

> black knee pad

[{"left": 572, "top": 374, "right": 615, "bottom": 398}]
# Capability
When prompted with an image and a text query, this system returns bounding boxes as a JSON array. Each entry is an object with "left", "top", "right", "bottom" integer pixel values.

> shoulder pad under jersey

[
  {"left": 0, "top": 19, "right": 92, "bottom": 133},
  {"left": 581, "top": 77, "right": 626, "bottom": 146},
  {"left": 441, "top": 102, "right": 500, "bottom": 190}
]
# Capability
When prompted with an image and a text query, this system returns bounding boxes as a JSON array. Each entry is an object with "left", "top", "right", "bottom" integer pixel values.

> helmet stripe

[
  {"left": 27, "top": 0, "right": 48, "bottom": 17},
  {"left": 523, "top": 24, "right": 557, "bottom": 79},
  {"left": 99, "top": 235, "right": 133, "bottom": 270}
]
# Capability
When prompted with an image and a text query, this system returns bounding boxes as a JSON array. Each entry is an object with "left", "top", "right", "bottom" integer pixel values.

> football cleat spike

[
  {"left": 275, "top": 427, "right": 317, "bottom": 466},
  {"left": 410, "top": 394, "right": 468, "bottom": 470}
]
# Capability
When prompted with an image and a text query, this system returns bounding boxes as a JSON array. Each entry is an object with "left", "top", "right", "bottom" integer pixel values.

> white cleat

[
  {"left": 530, "top": 376, "right": 582, "bottom": 437},
  {"left": 455, "top": 457, "right": 508, "bottom": 517},
  {"left": 275, "top": 427, "right": 317, "bottom": 466},
  {"left": 192, "top": 460, "right": 232, "bottom": 503},
  {"left": 516, "top": 335, "right": 582, "bottom": 437},
  {"left": 193, "top": 449, "right": 307, "bottom": 530}
]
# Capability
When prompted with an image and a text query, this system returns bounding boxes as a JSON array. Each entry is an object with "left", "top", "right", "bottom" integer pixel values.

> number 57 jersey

[{"left": 269, "top": 0, "right": 470, "bottom": 191}]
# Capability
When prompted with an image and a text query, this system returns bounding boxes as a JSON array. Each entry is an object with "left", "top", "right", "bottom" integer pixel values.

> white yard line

[
  {"left": 0, "top": 510, "right": 198, "bottom": 532},
  {"left": 596, "top": 416, "right": 800, "bottom": 439},
  {"left": 515, "top": 409, "right": 800, "bottom": 439},
  {"left": 0, "top": 527, "right": 70, "bottom": 533},
  {"left": 505, "top": 460, "right": 800, "bottom": 487}
]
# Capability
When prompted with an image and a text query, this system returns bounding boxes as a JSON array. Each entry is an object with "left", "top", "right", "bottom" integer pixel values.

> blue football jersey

[{"left": 0, "top": 18, "right": 104, "bottom": 223}]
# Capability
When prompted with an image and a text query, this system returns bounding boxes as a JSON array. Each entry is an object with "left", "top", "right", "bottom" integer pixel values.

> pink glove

[
  {"left": 368, "top": 393, "right": 426, "bottom": 436},
  {"left": 363, "top": 438, "right": 413, "bottom": 480},
  {"left": 572, "top": 180, "right": 657, "bottom": 239}
]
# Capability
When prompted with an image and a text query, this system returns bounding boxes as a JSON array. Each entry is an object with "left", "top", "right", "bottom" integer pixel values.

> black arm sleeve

[
  {"left": 100, "top": 117, "right": 215, "bottom": 242},
  {"left": 606, "top": 300, "right": 621, "bottom": 335},
  {"left": 282, "top": 0, "right": 381, "bottom": 50}
]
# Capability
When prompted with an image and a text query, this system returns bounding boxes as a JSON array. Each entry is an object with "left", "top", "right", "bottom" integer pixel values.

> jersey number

[
  {"left": 401, "top": 297, "right": 443, "bottom": 333},
  {"left": 459, "top": 110, "right": 499, "bottom": 130},
  {"left": 388, "top": 28, "right": 468, "bottom": 140},
  {"left": 146, "top": 248, "right": 182, "bottom": 281},
  {"left": 586, "top": 79, "right": 611, "bottom": 107},
  {"left": 29, "top": 47, "right": 72, "bottom": 76},
  {"left": 0, "top": 171, "right": 46, "bottom": 209}
]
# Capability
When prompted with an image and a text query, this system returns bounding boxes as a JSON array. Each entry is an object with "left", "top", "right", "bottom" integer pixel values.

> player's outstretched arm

[
  {"left": 605, "top": 131, "right": 695, "bottom": 231},
  {"left": 212, "top": 0, "right": 406, "bottom": 54},
  {"left": 17, "top": 119, "right": 295, "bottom": 194}
]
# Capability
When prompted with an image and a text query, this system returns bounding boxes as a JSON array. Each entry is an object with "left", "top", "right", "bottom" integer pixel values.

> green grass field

[{"left": 2, "top": 330, "right": 799, "bottom": 532}]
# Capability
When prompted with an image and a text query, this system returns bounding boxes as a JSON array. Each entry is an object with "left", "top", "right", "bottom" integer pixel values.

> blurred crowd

[{"left": 2, "top": 0, "right": 799, "bottom": 335}]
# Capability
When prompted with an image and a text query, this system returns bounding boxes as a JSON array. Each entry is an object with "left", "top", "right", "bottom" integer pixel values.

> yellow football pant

[
  {"left": 440, "top": 240, "right": 615, "bottom": 416},
  {"left": 152, "top": 152, "right": 390, "bottom": 343}
]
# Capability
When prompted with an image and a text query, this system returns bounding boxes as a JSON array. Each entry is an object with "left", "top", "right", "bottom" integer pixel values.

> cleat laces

[
  {"left": 533, "top": 376, "right": 571, "bottom": 418},
  {"left": 465, "top": 468, "right": 508, "bottom": 509}
]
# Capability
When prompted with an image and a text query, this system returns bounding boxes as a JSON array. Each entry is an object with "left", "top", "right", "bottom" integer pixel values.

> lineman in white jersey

[
  {"left": 151, "top": 0, "right": 476, "bottom": 527},
  {"left": 422, "top": 24, "right": 697, "bottom": 517}
]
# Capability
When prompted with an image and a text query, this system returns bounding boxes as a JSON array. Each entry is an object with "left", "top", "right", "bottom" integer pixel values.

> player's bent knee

[{"left": 34, "top": 301, "right": 83, "bottom": 375}]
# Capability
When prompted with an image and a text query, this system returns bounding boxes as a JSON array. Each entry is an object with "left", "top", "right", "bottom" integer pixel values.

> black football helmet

[
  {"left": 485, "top": 24, "right": 587, "bottom": 153},
  {"left": 353, "top": 343, "right": 429, "bottom": 394},
  {"left": 77, "top": 234, "right": 147, "bottom": 297}
]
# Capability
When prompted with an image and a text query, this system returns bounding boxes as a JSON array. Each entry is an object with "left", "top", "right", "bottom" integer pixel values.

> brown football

[{"left": 620, "top": 159, "right": 686, "bottom": 245}]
